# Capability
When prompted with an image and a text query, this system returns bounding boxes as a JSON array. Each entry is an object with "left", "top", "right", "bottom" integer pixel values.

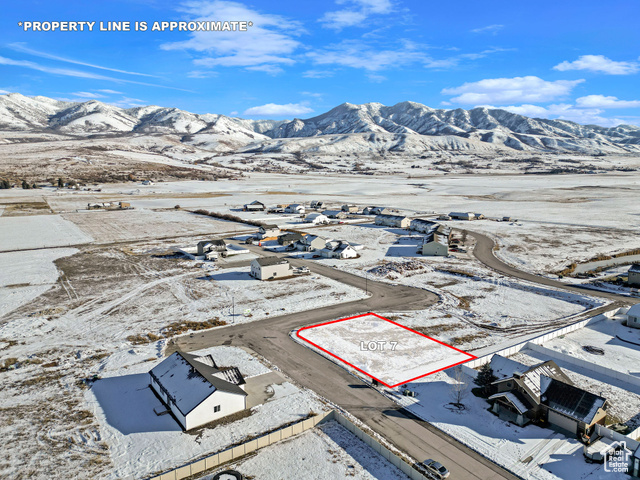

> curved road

[{"left": 168, "top": 233, "right": 634, "bottom": 480}]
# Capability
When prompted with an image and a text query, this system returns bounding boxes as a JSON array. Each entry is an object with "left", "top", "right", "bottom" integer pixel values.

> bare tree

[{"left": 449, "top": 366, "right": 469, "bottom": 407}]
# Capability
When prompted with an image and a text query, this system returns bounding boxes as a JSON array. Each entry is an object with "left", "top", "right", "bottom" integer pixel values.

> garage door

[{"left": 548, "top": 410, "right": 577, "bottom": 435}]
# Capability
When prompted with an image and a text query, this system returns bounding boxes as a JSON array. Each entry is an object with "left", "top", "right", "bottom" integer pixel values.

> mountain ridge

[{"left": 1, "top": 92, "right": 639, "bottom": 155}]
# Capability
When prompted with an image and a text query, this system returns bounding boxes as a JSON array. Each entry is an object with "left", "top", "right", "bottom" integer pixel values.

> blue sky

[{"left": 1, "top": 0, "right": 639, "bottom": 126}]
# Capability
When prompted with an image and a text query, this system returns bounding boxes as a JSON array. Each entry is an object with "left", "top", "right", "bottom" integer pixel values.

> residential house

[
  {"left": 375, "top": 214, "right": 411, "bottom": 228},
  {"left": 449, "top": 212, "right": 476, "bottom": 221},
  {"left": 257, "top": 224, "right": 280, "bottom": 239},
  {"left": 196, "top": 240, "right": 226, "bottom": 257},
  {"left": 277, "top": 232, "right": 304, "bottom": 246},
  {"left": 627, "top": 304, "right": 640, "bottom": 329},
  {"left": 487, "top": 355, "right": 607, "bottom": 436},
  {"left": 420, "top": 232, "right": 449, "bottom": 256},
  {"left": 323, "top": 210, "right": 347, "bottom": 219},
  {"left": 305, "top": 213, "right": 329, "bottom": 225},
  {"left": 285, "top": 204, "right": 305, "bottom": 214},
  {"left": 250, "top": 257, "right": 293, "bottom": 280},
  {"left": 410, "top": 218, "right": 438, "bottom": 233},
  {"left": 362, "top": 206, "right": 391, "bottom": 215},
  {"left": 341, "top": 204, "right": 358, "bottom": 213},
  {"left": 149, "top": 351, "right": 247, "bottom": 431},
  {"left": 243, "top": 200, "right": 265, "bottom": 211},
  {"left": 310, "top": 200, "right": 324, "bottom": 209},
  {"left": 294, "top": 234, "right": 327, "bottom": 252},
  {"left": 319, "top": 240, "right": 359, "bottom": 259},
  {"left": 629, "top": 264, "right": 640, "bottom": 287}
]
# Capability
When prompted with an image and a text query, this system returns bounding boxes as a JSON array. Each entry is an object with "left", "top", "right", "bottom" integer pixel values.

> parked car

[{"left": 422, "top": 459, "right": 450, "bottom": 479}]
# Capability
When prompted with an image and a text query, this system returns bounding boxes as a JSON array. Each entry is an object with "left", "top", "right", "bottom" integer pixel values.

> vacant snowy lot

[
  {"left": 297, "top": 314, "right": 475, "bottom": 386},
  {"left": 200, "top": 420, "right": 412, "bottom": 480},
  {"left": 0, "top": 247, "right": 77, "bottom": 317},
  {"left": 63, "top": 209, "right": 244, "bottom": 243},
  {"left": 0, "top": 214, "right": 92, "bottom": 251}
]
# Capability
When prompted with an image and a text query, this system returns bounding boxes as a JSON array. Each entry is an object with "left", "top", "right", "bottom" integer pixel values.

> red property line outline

[{"left": 296, "top": 312, "right": 478, "bottom": 389}]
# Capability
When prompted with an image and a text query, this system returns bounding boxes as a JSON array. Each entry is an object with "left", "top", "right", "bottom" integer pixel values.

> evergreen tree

[
  {"left": 57, "top": 178, "right": 64, "bottom": 188},
  {"left": 473, "top": 364, "right": 498, "bottom": 396},
  {"left": 21, "top": 180, "right": 30, "bottom": 189}
]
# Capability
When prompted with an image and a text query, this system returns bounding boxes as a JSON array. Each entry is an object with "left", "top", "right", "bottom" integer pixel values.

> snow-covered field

[
  {"left": 297, "top": 314, "right": 474, "bottom": 386},
  {"left": 404, "top": 370, "right": 628, "bottom": 480},
  {"left": 63, "top": 208, "right": 247, "bottom": 243},
  {"left": 0, "top": 214, "right": 93, "bottom": 251},
  {"left": 87, "top": 344, "right": 328, "bottom": 480},
  {"left": 200, "top": 420, "right": 412, "bottom": 480},
  {"left": 0, "top": 248, "right": 77, "bottom": 317}
]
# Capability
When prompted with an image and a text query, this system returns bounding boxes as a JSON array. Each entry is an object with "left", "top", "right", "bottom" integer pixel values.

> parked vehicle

[{"left": 422, "top": 459, "right": 450, "bottom": 479}]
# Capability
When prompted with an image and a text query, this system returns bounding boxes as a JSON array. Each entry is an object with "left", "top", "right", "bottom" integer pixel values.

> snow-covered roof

[
  {"left": 627, "top": 304, "right": 640, "bottom": 318},
  {"left": 254, "top": 256, "right": 289, "bottom": 267},
  {"left": 376, "top": 214, "right": 407, "bottom": 221},
  {"left": 150, "top": 352, "right": 246, "bottom": 416},
  {"left": 489, "top": 355, "right": 529, "bottom": 380},
  {"left": 628, "top": 264, "right": 640, "bottom": 273},
  {"left": 488, "top": 392, "right": 529, "bottom": 414}
]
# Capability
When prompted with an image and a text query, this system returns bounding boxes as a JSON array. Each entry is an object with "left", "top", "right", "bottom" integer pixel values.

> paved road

[
  {"left": 169, "top": 244, "right": 519, "bottom": 480},
  {"left": 468, "top": 230, "right": 636, "bottom": 304},
  {"left": 166, "top": 232, "right": 632, "bottom": 480}
]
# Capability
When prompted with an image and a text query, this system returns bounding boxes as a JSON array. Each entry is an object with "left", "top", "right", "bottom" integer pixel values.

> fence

[
  {"left": 460, "top": 311, "right": 615, "bottom": 378},
  {"left": 145, "top": 410, "right": 432, "bottom": 480},
  {"left": 595, "top": 423, "right": 640, "bottom": 450},
  {"left": 145, "top": 411, "right": 332, "bottom": 480},
  {"left": 526, "top": 342, "right": 640, "bottom": 390}
]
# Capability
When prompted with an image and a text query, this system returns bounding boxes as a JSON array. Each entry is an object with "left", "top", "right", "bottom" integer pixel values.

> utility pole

[
  {"left": 232, "top": 296, "right": 235, "bottom": 318},
  {"left": 365, "top": 272, "right": 368, "bottom": 295}
]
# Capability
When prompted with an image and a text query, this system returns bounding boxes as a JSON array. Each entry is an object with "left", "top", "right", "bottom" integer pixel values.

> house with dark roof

[
  {"left": 277, "top": 232, "right": 304, "bottom": 246},
  {"left": 486, "top": 355, "right": 608, "bottom": 436},
  {"left": 149, "top": 351, "right": 247, "bottom": 431},
  {"left": 250, "top": 257, "right": 292, "bottom": 280},
  {"left": 243, "top": 200, "right": 265, "bottom": 211},
  {"left": 420, "top": 231, "right": 449, "bottom": 256}
]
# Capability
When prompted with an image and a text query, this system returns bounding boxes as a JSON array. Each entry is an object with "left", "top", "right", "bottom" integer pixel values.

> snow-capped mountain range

[{"left": 1, "top": 92, "right": 639, "bottom": 155}]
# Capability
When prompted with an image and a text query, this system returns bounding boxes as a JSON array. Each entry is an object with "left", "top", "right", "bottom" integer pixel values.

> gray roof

[
  {"left": 261, "top": 224, "right": 279, "bottom": 230},
  {"left": 629, "top": 264, "right": 640, "bottom": 273},
  {"left": 489, "top": 355, "right": 529, "bottom": 380},
  {"left": 255, "top": 256, "right": 289, "bottom": 267},
  {"left": 376, "top": 214, "right": 408, "bottom": 221}
]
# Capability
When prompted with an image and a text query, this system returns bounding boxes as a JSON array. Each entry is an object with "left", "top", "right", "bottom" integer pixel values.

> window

[{"left": 214, "top": 405, "right": 221, "bottom": 413}]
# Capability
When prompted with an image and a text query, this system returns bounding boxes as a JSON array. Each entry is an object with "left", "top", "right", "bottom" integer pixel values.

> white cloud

[
  {"left": 320, "top": 0, "right": 393, "bottom": 30},
  {"left": 161, "top": 1, "right": 304, "bottom": 73},
  {"left": 230, "top": 110, "right": 239, "bottom": 115},
  {"left": 302, "top": 69, "right": 335, "bottom": 78},
  {"left": 553, "top": 55, "right": 639, "bottom": 75},
  {"left": 246, "top": 64, "right": 284, "bottom": 75},
  {"left": 0, "top": 56, "right": 194, "bottom": 92},
  {"left": 471, "top": 24, "right": 503, "bottom": 35},
  {"left": 243, "top": 102, "right": 313, "bottom": 117},
  {"left": 0, "top": 89, "right": 11, "bottom": 94},
  {"left": 8, "top": 43, "right": 159, "bottom": 77},
  {"left": 442, "top": 76, "right": 584, "bottom": 104},
  {"left": 107, "top": 97, "right": 147, "bottom": 108},
  {"left": 71, "top": 91, "right": 106, "bottom": 99},
  {"left": 96, "top": 89, "right": 123, "bottom": 94},
  {"left": 575, "top": 94, "right": 640, "bottom": 109},
  {"left": 490, "top": 103, "right": 630, "bottom": 127},
  {"left": 308, "top": 39, "right": 428, "bottom": 71},
  {"left": 187, "top": 70, "right": 219, "bottom": 78},
  {"left": 300, "top": 91, "right": 324, "bottom": 98},
  {"left": 367, "top": 73, "right": 387, "bottom": 82}
]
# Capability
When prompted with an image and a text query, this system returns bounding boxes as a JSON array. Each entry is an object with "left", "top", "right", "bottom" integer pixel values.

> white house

[
  {"left": 449, "top": 212, "right": 476, "bottom": 221},
  {"left": 627, "top": 304, "right": 640, "bottom": 329},
  {"left": 305, "top": 213, "right": 329, "bottom": 225},
  {"left": 243, "top": 200, "right": 265, "bottom": 211},
  {"left": 285, "top": 204, "right": 305, "bottom": 214},
  {"left": 257, "top": 224, "right": 280, "bottom": 239},
  {"left": 250, "top": 257, "right": 293, "bottom": 280},
  {"left": 149, "top": 351, "right": 247, "bottom": 431},
  {"left": 629, "top": 264, "right": 640, "bottom": 287},
  {"left": 320, "top": 240, "right": 358, "bottom": 259},
  {"left": 295, "top": 234, "right": 327, "bottom": 251},
  {"left": 420, "top": 232, "right": 449, "bottom": 256},
  {"left": 375, "top": 214, "right": 411, "bottom": 228}
]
